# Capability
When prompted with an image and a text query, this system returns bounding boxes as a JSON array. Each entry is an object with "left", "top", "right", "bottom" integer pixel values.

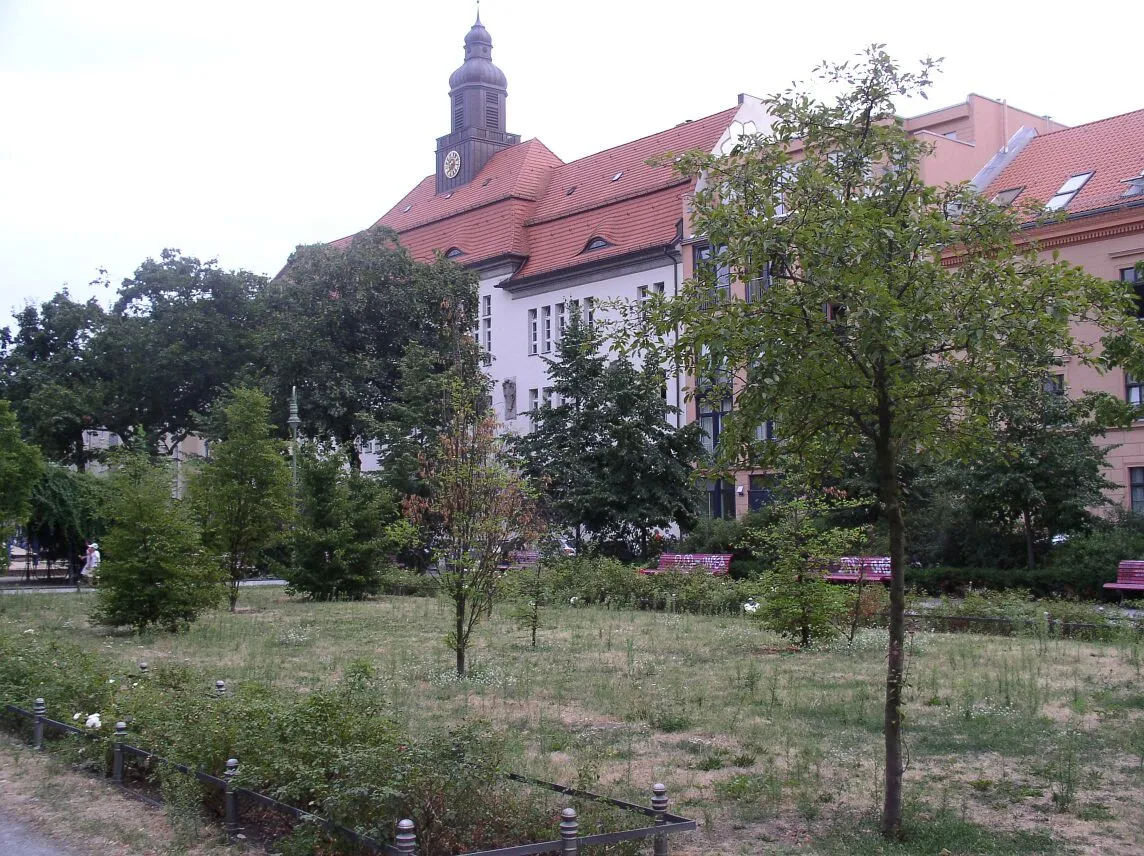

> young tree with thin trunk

[
  {"left": 190, "top": 387, "right": 294, "bottom": 611},
  {"left": 640, "top": 48, "right": 1144, "bottom": 837},
  {"left": 405, "top": 379, "right": 541, "bottom": 677}
]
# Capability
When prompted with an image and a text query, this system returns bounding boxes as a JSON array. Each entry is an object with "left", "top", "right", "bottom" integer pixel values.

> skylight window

[
  {"left": 1045, "top": 172, "right": 1093, "bottom": 211},
  {"left": 583, "top": 236, "right": 611, "bottom": 252},
  {"left": 611, "top": 171, "right": 623, "bottom": 182},
  {"left": 1121, "top": 171, "right": 1144, "bottom": 198},
  {"left": 565, "top": 185, "right": 577, "bottom": 196},
  {"left": 482, "top": 178, "right": 493, "bottom": 187},
  {"left": 402, "top": 204, "right": 412, "bottom": 213},
  {"left": 992, "top": 187, "right": 1024, "bottom": 207}
]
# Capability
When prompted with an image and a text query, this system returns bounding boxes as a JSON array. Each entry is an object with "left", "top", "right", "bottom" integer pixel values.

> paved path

[
  {"left": 1, "top": 579, "right": 287, "bottom": 595},
  {"left": 0, "top": 808, "right": 86, "bottom": 856}
]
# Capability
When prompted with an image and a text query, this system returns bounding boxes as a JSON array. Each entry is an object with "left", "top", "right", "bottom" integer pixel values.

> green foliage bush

[
  {"left": 377, "top": 566, "right": 440, "bottom": 597},
  {"left": 285, "top": 449, "right": 415, "bottom": 600},
  {"left": 0, "top": 628, "right": 640, "bottom": 855},
  {"left": 92, "top": 447, "right": 222, "bottom": 633}
]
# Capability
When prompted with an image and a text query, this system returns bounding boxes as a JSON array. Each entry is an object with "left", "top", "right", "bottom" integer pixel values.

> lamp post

[{"left": 287, "top": 386, "right": 301, "bottom": 489}]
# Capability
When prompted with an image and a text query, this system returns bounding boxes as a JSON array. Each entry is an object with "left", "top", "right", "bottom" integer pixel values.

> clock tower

[{"left": 435, "top": 13, "right": 520, "bottom": 194}]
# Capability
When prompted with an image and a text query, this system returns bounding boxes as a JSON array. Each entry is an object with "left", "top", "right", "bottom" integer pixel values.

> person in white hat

[{"left": 81, "top": 542, "right": 101, "bottom": 583}]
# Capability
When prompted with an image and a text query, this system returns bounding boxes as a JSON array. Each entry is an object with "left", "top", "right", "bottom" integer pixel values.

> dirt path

[{"left": 0, "top": 808, "right": 87, "bottom": 856}]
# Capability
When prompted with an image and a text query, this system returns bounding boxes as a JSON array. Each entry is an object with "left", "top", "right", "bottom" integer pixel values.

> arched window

[
  {"left": 583, "top": 236, "right": 611, "bottom": 253},
  {"left": 445, "top": 247, "right": 464, "bottom": 259}
]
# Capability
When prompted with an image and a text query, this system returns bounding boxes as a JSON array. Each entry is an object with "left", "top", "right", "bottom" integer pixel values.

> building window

[
  {"left": 485, "top": 91, "right": 499, "bottom": 128},
  {"left": 528, "top": 387, "right": 540, "bottom": 425},
  {"left": 1129, "top": 374, "right": 1144, "bottom": 407},
  {"left": 527, "top": 308, "right": 538, "bottom": 355},
  {"left": 541, "top": 305, "right": 553, "bottom": 353},
  {"left": 748, "top": 474, "right": 777, "bottom": 510},
  {"left": 1045, "top": 172, "right": 1093, "bottom": 211},
  {"left": 1121, "top": 266, "right": 1144, "bottom": 319},
  {"left": 543, "top": 387, "right": 556, "bottom": 409},
  {"left": 556, "top": 302, "right": 567, "bottom": 342},
  {"left": 699, "top": 479, "right": 736, "bottom": 520},
  {"left": 1132, "top": 468, "right": 1144, "bottom": 513},
  {"left": 445, "top": 247, "right": 464, "bottom": 259},
  {"left": 585, "top": 297, "right": 596, "bottom": 329},
  {"left": 1043, "top": 374, "right": 1065, "bottom": 395},
  {"left": 481, "top": 295, "right": 492, "bottom": 358},
  {"left": 991, "top": 187, "right": 1024, "bottom": 207},
  {"left": 583, "top": 236, "right": 610, "bottom": 252},
  {"left": 746, "top": 264, "right": 771, "bottom": 303},
  {"left": 695, "top": 245, "right": 731, "bottom": 309},
  {"left": 755, "top": 420, "right": 778, "bottom": 442}
]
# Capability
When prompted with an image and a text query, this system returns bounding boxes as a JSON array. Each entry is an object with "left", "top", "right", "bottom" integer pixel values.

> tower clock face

[{"left": 443, "top": 149, "right": 462, "bottom": 179}]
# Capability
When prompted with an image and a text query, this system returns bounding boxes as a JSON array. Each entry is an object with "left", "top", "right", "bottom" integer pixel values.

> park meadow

[{"left": 2, "top": 586, "right": 1143, "bottom": 856}]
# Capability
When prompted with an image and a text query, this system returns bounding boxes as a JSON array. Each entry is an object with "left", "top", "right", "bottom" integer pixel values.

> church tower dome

[{"left": 435, "top": 12, "right": 520, "bottom": 194}]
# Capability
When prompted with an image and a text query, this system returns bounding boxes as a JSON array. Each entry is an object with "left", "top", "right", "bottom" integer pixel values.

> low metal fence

[{"left": 3, "top": 696, "right": 696, "bottom": 855}]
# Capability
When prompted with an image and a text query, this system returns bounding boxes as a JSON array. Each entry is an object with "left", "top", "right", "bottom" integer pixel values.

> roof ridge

[
  {"left": 1029, "top": 106, "right": 1144, "bottom": 140},
  {"left": 555, "top": 105, "right": 738, "bottom": 169}
]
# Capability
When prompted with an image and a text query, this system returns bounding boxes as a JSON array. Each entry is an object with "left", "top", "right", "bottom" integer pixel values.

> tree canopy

[{"left": 640, "top": 48, "right": 1144, "bottom": 836}]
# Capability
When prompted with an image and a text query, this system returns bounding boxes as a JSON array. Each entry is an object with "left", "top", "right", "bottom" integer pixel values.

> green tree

[
  {"left": 92, "top": 446, "right": 222, "bottom": 633},
  {"left": 24, "top": 464, "right": 106, "bottom": 580},
  {"left": 405, "top": 379, "right": 541, "bottom": 676},
  {"left": 517, "top": 313, "right": 702, "bottom": 554},
  {"left": 643, "top": 49, "right": 1144, "bottom": 835},
  {"left": 259, "top": 228, "right": 478, "bottom": 469},
  {"left": 0, "top": 291, "right": 106, "bottom": 469},
  {"left": 190, "top": 387, "right": 293, "bottom": 611},
  {"left": 958, "top": 384, "right": 1122, "bottom": 569},
  {"left": 94, "top": 250, "right": 264, "bottom": 452},
  {"left": 0, "top": 400, "right": 43, "bottom": 542},
  {"left": 285, "top": 446, "right": 415, "bottom": 600},
  {"left": 739, "top": 491, "right": 863, "bottom": 646}
]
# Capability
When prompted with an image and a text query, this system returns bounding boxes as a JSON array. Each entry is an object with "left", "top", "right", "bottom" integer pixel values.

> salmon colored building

[{"left": 979, "top": 109, "right": 1144, "bottom": 510}]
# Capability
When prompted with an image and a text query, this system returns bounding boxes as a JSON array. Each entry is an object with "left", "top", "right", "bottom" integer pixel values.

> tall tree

[
  {"left": 95, "top": 250, "right": 264, "bottom": 452},
  {"left": 517, "top": 313, "right": 702, "bottom": 554},
  {"left": 0, "top": 291, "right": 106, "bottom": 469},
  {"left": 0, "top": 400, "right": 43, "bottom": 542},
  {"left": 190, "top": 387, "right": 293, "bottom": 611},
  {"left": 642, "top": 49, "right": 1144, "bottom": 836},
  {"left": 260, "top": 228, "right": 478, "bottom": 469},
  {"left": 405, "top": 378, "right": 541, "bottom": 677}
]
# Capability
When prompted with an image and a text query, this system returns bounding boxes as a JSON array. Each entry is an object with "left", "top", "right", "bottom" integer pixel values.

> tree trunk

[
  {"left": 1023, "top": 509, "right": 1036, "bottom": 570},
  {"left": 877, "top": 426, "right": 906, "bottom": 839},
  {"left": 455, "top": 592, "right": 466, "bottom": 677},
  {"left": 347, "top": 444, "right": 362, "bottom": 473}
]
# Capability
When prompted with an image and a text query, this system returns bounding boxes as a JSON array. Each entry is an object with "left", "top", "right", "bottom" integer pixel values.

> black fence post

[
  {"left": 112, "top": 721, "right": 127, "bottom": 783},
  {"left": 395, "top": 818, "right": 417, "bottom": 856},
  {"left": 224, "top": 758, "right": 240, "bottom": 837},
  {"left": 560, "top": 807, "right": 579, "bottom": 856},
  {"left": 33, "top": 697, "right": 46, "bottom": 749},
  {"left": 652, "top": 782, "right": 669, "bottom": 856}
]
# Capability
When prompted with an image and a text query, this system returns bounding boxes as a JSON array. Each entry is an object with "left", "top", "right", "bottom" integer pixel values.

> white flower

[
  {"left": 85, "top": 713, "right": 101, "bottom": 729},
  {"left": 108, "top": 679, "right": 115, "bottom": 684},
  {"left": 570, "top": 597, "right": 579, "bottom": 605},
  {"left": 23, "top": 629, "right": 34, "bottom": 634},
  {"left": 72, "top": 713, "right": 82, "bottom": 721}
]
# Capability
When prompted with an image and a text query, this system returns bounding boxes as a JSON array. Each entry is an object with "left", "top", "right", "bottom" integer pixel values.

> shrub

[{"left": 92, "top": 447, "right": 223, "bottom": 633}]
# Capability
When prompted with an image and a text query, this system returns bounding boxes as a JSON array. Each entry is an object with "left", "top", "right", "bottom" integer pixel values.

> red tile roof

[
  {"left": 983, "top": 108, "right": 1144, "bottom": 218},
  {"left": 341, "top": 106, "right": 739, "bottom": 283}
]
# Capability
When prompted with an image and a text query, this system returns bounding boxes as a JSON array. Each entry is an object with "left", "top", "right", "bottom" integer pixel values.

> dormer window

[
  {"left": 445, "top": 247, "right": 464, "bottom": 259},
  {"left": 992, "top": 186, "right": 1024, "bottom": 207},
  {"left": 1045, "top": 172, "right": 1093, "bottom": 211},
  {"left": 402, "top": 204, "right": 412, "bottom": 213},
  {"left": 565, "top": 185, "right": 577, "bottom": 196},
  {"left": 611, "top": 171, "right": 624, "bottom": 182},
  {"left": 1121, "top": 171, "right": 1144, "bottom": 198},
  {"left": 583, "top": 236, "right": 611, "bottom": 252}
]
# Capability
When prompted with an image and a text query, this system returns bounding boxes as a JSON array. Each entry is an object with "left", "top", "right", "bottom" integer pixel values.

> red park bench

[
  {"left": 1103, "top": 560, "right": 1144, "bottom": 594},
  {"left": 498, "top": 550, "right": 540, "bottom": 571},
  {"left": 824, "top": 556, "right": 891, "bottom": 584},
  {"left": 639, "top": 553, "right": 733, "bottom": 576}
]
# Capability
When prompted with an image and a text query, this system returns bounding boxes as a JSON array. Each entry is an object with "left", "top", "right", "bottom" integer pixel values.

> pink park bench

[
  {"left": 824, "top": 556, "right": 891, "bottom": 584},
  {"left": 1103, "top": 560, "right": 1144, "bottom": 594},
  {"left": 639, "top": 553, "right": 733, "bottom": 576}
]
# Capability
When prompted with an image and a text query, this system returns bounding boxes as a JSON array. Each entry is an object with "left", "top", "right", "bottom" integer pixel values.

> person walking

[{"left": 80, "top": 542, "right": 100, "bottom": 584}]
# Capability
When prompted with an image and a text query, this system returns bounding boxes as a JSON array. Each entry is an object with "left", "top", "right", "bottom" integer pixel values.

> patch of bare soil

[{"left": 0, "top": 737, "right": 239, "bottom": 856}]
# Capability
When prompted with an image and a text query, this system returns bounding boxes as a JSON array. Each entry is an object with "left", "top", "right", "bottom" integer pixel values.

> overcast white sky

[{"left": 1, "top": 0, "right": 1138, "bottom": 331}]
